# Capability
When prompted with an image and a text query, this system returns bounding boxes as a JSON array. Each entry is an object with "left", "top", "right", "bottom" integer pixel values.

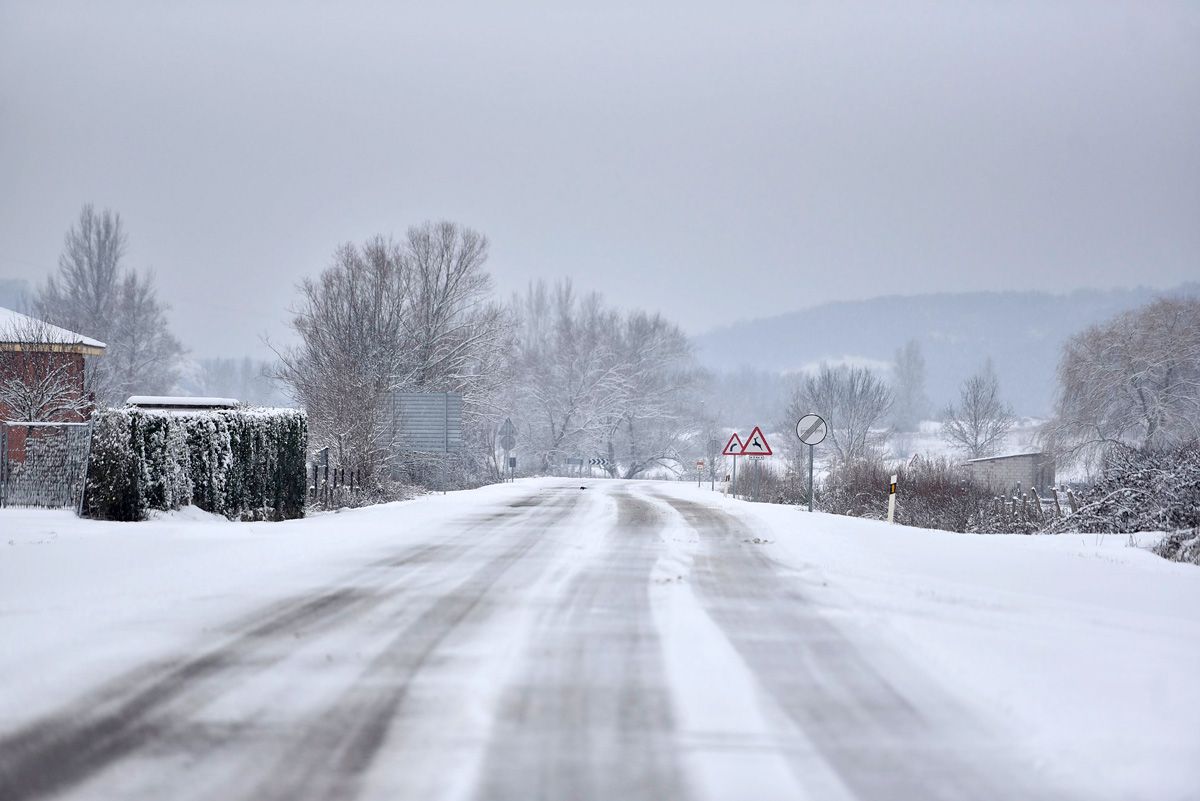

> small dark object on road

[{"left": 580, "top": 486, "right": 588, "bottom": 490}]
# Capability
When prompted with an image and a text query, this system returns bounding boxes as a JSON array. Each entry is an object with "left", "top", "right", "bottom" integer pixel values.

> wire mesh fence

[{"left": 0, "top": 421, "right": 93, "bottom": 511}]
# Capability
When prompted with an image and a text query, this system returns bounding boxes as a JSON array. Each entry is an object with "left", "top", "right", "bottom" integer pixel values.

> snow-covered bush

[
  {"left": 84, "top": 407, "right": 307, "bottom": 521},
  {"left": 1154, "top": 528, "right": 1200, "bottom": 565},
  {"left": 1051, "top": 441, "right": 1200, "bottom": 535}
]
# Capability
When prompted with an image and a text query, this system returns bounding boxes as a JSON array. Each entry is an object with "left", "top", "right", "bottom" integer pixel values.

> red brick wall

[{"left": 0, "top": 350, "right": 90, "bottom": 463}]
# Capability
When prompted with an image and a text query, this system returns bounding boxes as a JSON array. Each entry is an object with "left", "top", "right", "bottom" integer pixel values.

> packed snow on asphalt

[{"left": 1, "top": 478, "right": 1197, "bottom": 801}]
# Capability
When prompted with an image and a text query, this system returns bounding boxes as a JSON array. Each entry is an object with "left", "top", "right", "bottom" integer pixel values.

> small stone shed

[{"left": 965, "top": 451, "right": 1056, "bottom": 495}]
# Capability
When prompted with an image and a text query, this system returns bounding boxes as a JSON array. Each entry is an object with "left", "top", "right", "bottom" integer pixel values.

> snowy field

[{"left": 1, "top": 479, "right": 1197, "bottom": 800}]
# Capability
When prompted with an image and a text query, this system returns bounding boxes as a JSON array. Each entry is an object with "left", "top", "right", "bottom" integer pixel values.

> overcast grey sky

[{"left": 1, "top": 1, "right": 1197, "bottom": 357}]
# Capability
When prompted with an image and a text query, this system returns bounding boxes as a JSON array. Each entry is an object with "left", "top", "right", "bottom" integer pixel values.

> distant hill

[{"left": 694, "top": 283, "right": 1200, "bottom": 417}]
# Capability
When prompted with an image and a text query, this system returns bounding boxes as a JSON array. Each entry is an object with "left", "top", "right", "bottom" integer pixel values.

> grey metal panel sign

[{"left": 389, "top": 392, "right": 464, "bottom": 452}]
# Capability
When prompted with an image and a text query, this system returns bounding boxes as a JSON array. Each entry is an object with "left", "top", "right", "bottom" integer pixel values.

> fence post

[
  {"left": 1066, "top": 489, "right": 1078, "bottom": 515},
  {"left": 1052, "top": 487, "right": 1063, "bottom": 518}
]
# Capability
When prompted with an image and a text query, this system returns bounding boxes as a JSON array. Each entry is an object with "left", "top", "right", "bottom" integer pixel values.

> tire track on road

[
  {"left": 0, "top": 489, "right": 556, "bottom": 801},
  {"left": 654, "top": 493, "right": 1070, "bottom": 801},
  {"left": 243, "top": 490, "right": 586, "bottom": 801},
  {"left": 471, "top": 488, "right": 691, "bottom": 801}
]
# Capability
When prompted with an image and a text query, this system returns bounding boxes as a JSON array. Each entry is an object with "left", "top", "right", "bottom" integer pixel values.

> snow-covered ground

[{"left": 1, "top": 479, "right": 1196, "bottom": 800}]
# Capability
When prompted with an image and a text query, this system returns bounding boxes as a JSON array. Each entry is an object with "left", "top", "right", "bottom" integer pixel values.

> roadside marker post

[
  {"left": 795, "top": 414, "right": 827, "bottom": 513},
  {"left": 695, "top": 458, "right": 705, "bottom": 488},
  {"left": 888, "top": 474, "right": 898, "bottom": 524}
]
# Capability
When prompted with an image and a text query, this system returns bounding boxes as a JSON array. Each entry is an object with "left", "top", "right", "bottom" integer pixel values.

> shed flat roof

[
  {"left": 126, "top": 396, "right": 239, "bottom": 409},
  {"left": 965, "top": 451, "right": 1046, "bottom": 463}
]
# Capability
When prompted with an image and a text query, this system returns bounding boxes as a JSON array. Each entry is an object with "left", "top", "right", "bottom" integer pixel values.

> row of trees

[
  {"left": 774, "top": 296, "right": 1199, "bottom": 483},
  {"left": 506, "top": 281, "right": 700, "bottom": 478},
  {"left": 775, "top": 354, "right": 1016, "bottom": 471},
  {"left": 276, "top": 226, "right": 705, "bottom": 488}
]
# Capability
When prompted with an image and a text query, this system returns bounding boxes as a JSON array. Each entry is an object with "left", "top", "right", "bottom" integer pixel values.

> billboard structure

[{"left": 385, "top": 391, "right": 464, "bottom": 491}]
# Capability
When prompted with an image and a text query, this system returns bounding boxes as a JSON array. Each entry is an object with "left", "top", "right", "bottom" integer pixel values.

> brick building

[
  {"left": 0, "top": 307, "right": 106, "bottom": 460},
  {"left": 964, "top": 451, "right": 1056, "bottom": 495}
]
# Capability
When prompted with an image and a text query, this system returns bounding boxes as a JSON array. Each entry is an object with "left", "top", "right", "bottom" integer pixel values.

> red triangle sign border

[
  {"left": 721, "top": 432, "right": 744, "bottom": 457},
  {"left": 739, "top": 425, "right": 773, "bottom": 456}
]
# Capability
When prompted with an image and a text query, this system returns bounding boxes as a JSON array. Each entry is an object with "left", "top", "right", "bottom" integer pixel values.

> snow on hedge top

[
  {"left": 0, "top": 307, "right": 107, "bottom": 350},
  {"left": 126, "top": 396, "right": 240, "bottom": 409}
]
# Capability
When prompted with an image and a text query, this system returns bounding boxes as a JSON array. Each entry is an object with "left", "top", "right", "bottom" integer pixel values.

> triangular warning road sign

[
  {"left": 739, "top": 426, "right": 772, "bottom": 456},
  {"left": 721, "top": 433, "right": 744, "bottom": 457}
]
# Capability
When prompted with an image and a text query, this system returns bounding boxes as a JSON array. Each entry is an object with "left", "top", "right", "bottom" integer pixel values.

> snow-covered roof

[
  {"left": 126, "top": 396, "right": 240, "bottom": 409},
  {"left": 0, "top": 306, "right": 107, "bottom": 353},
  {"left": 965, "top": 451, "right": 1047, "bottom": 463}
]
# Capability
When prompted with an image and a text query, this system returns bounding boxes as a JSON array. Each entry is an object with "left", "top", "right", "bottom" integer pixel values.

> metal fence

[{"left": 0, "top": 421, "right": 93, "bottom": 511}]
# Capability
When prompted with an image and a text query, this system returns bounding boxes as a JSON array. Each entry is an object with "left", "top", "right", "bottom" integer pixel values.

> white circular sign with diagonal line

[{"left": 796, "top": 413, "right": 827, "bottom": 446}]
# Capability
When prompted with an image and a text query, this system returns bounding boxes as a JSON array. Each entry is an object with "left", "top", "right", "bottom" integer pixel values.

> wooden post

[
  {"left": 1052, "top": 487, "right": 1062, "bottom": 518},
  {"left": 1030, "top": 487, "right": 1042, "bottom": 520},
  {"left": 1067, "top": 489, "right": 1078, "bottom": 515}
]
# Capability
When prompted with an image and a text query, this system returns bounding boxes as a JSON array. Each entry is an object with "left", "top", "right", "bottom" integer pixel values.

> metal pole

[
  {"left": 731, "top": 455, "right": 737, "bottom": 498},
  {"left": 807, "top": 444, "right": 814, "bottom": 512},
  {"left": 443, "top": 393, "right": 449, "bottom": 495}
]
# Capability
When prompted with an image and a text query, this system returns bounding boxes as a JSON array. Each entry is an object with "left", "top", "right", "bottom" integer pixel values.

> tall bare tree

[
  {"left": 276, "top": 223, "right": 509, "bottom": 484},
  {"left": 36, "top": 205, "right": 182, "bottom": 404},
  {"left": 941, "top": 359, "right": 1014, "bottom": 458},
  {"left": 604, "top": 310, "right": 700, "bottom": 478},
  {"left": 276, "top": 238, "right": 411, "bottom": 478},
  {"left": 787, "top": 363, "right": 892, "bottom": 464},
  {"left": 1045, "top": 297, "right": 1200, "bottom": 460},
  {"left": 890, "top": 339, "right": 931, "bottom": 432}
]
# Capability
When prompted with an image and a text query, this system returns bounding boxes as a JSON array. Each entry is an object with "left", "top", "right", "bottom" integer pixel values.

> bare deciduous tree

[
  {"left": 276, "top": 237, "right": 412, "bottom": 480},
  {"left": 276, "top": 223, "right": 509, "bottom": 485},
  {"left": 941, "top": 359, "right": 1014, "bottom": 458},
  {"left": 507, "top": 280, "right": 700, "bottom": 478},
  {"left": 787, "top": 364, "right": 892, "bottom": 464},
  {"left": 35, "top": 205, "right": 182, "bottom": 404},
  {"left": 890, "top": 339, "right": 931, "bottom": 433},
  {"left": 1045, "top": 297, "right": 1200, "bottom": 461},
  {"left": 605, "top": 310, "right": 700, "bottom": 479}
]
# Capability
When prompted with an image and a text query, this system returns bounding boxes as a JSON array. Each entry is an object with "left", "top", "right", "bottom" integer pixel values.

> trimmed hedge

[{"left": 84, "top": 406, "right": 307, "bottom": 521}]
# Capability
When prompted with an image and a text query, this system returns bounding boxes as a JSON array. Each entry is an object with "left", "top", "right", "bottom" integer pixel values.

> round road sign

[{"left": 795, "top": 413, "right": 827, "bottom": 446}]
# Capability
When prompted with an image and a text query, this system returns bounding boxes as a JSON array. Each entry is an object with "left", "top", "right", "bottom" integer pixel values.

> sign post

[
  {"left": 722, "top": 433, "right": 744, "bottom": 497},
  {"left": 795, "top": 414, "right": 827, "bottom": 513},
  {"left": 738, "top": 426, "right": 773, "bottom": 503},
  {"left": 888, "top": 474, "right": 897, "bottom": 524},
  {"left": 499, "top": 418, "right": 517, "bottom": 483},
  {"left": 695, "top": 458, "right": 705, "bottom": 487}
]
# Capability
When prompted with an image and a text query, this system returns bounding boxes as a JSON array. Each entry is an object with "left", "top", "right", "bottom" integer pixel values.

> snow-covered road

[{"left": 1, "top": 480, "right": 1197, "bottom": 800}]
